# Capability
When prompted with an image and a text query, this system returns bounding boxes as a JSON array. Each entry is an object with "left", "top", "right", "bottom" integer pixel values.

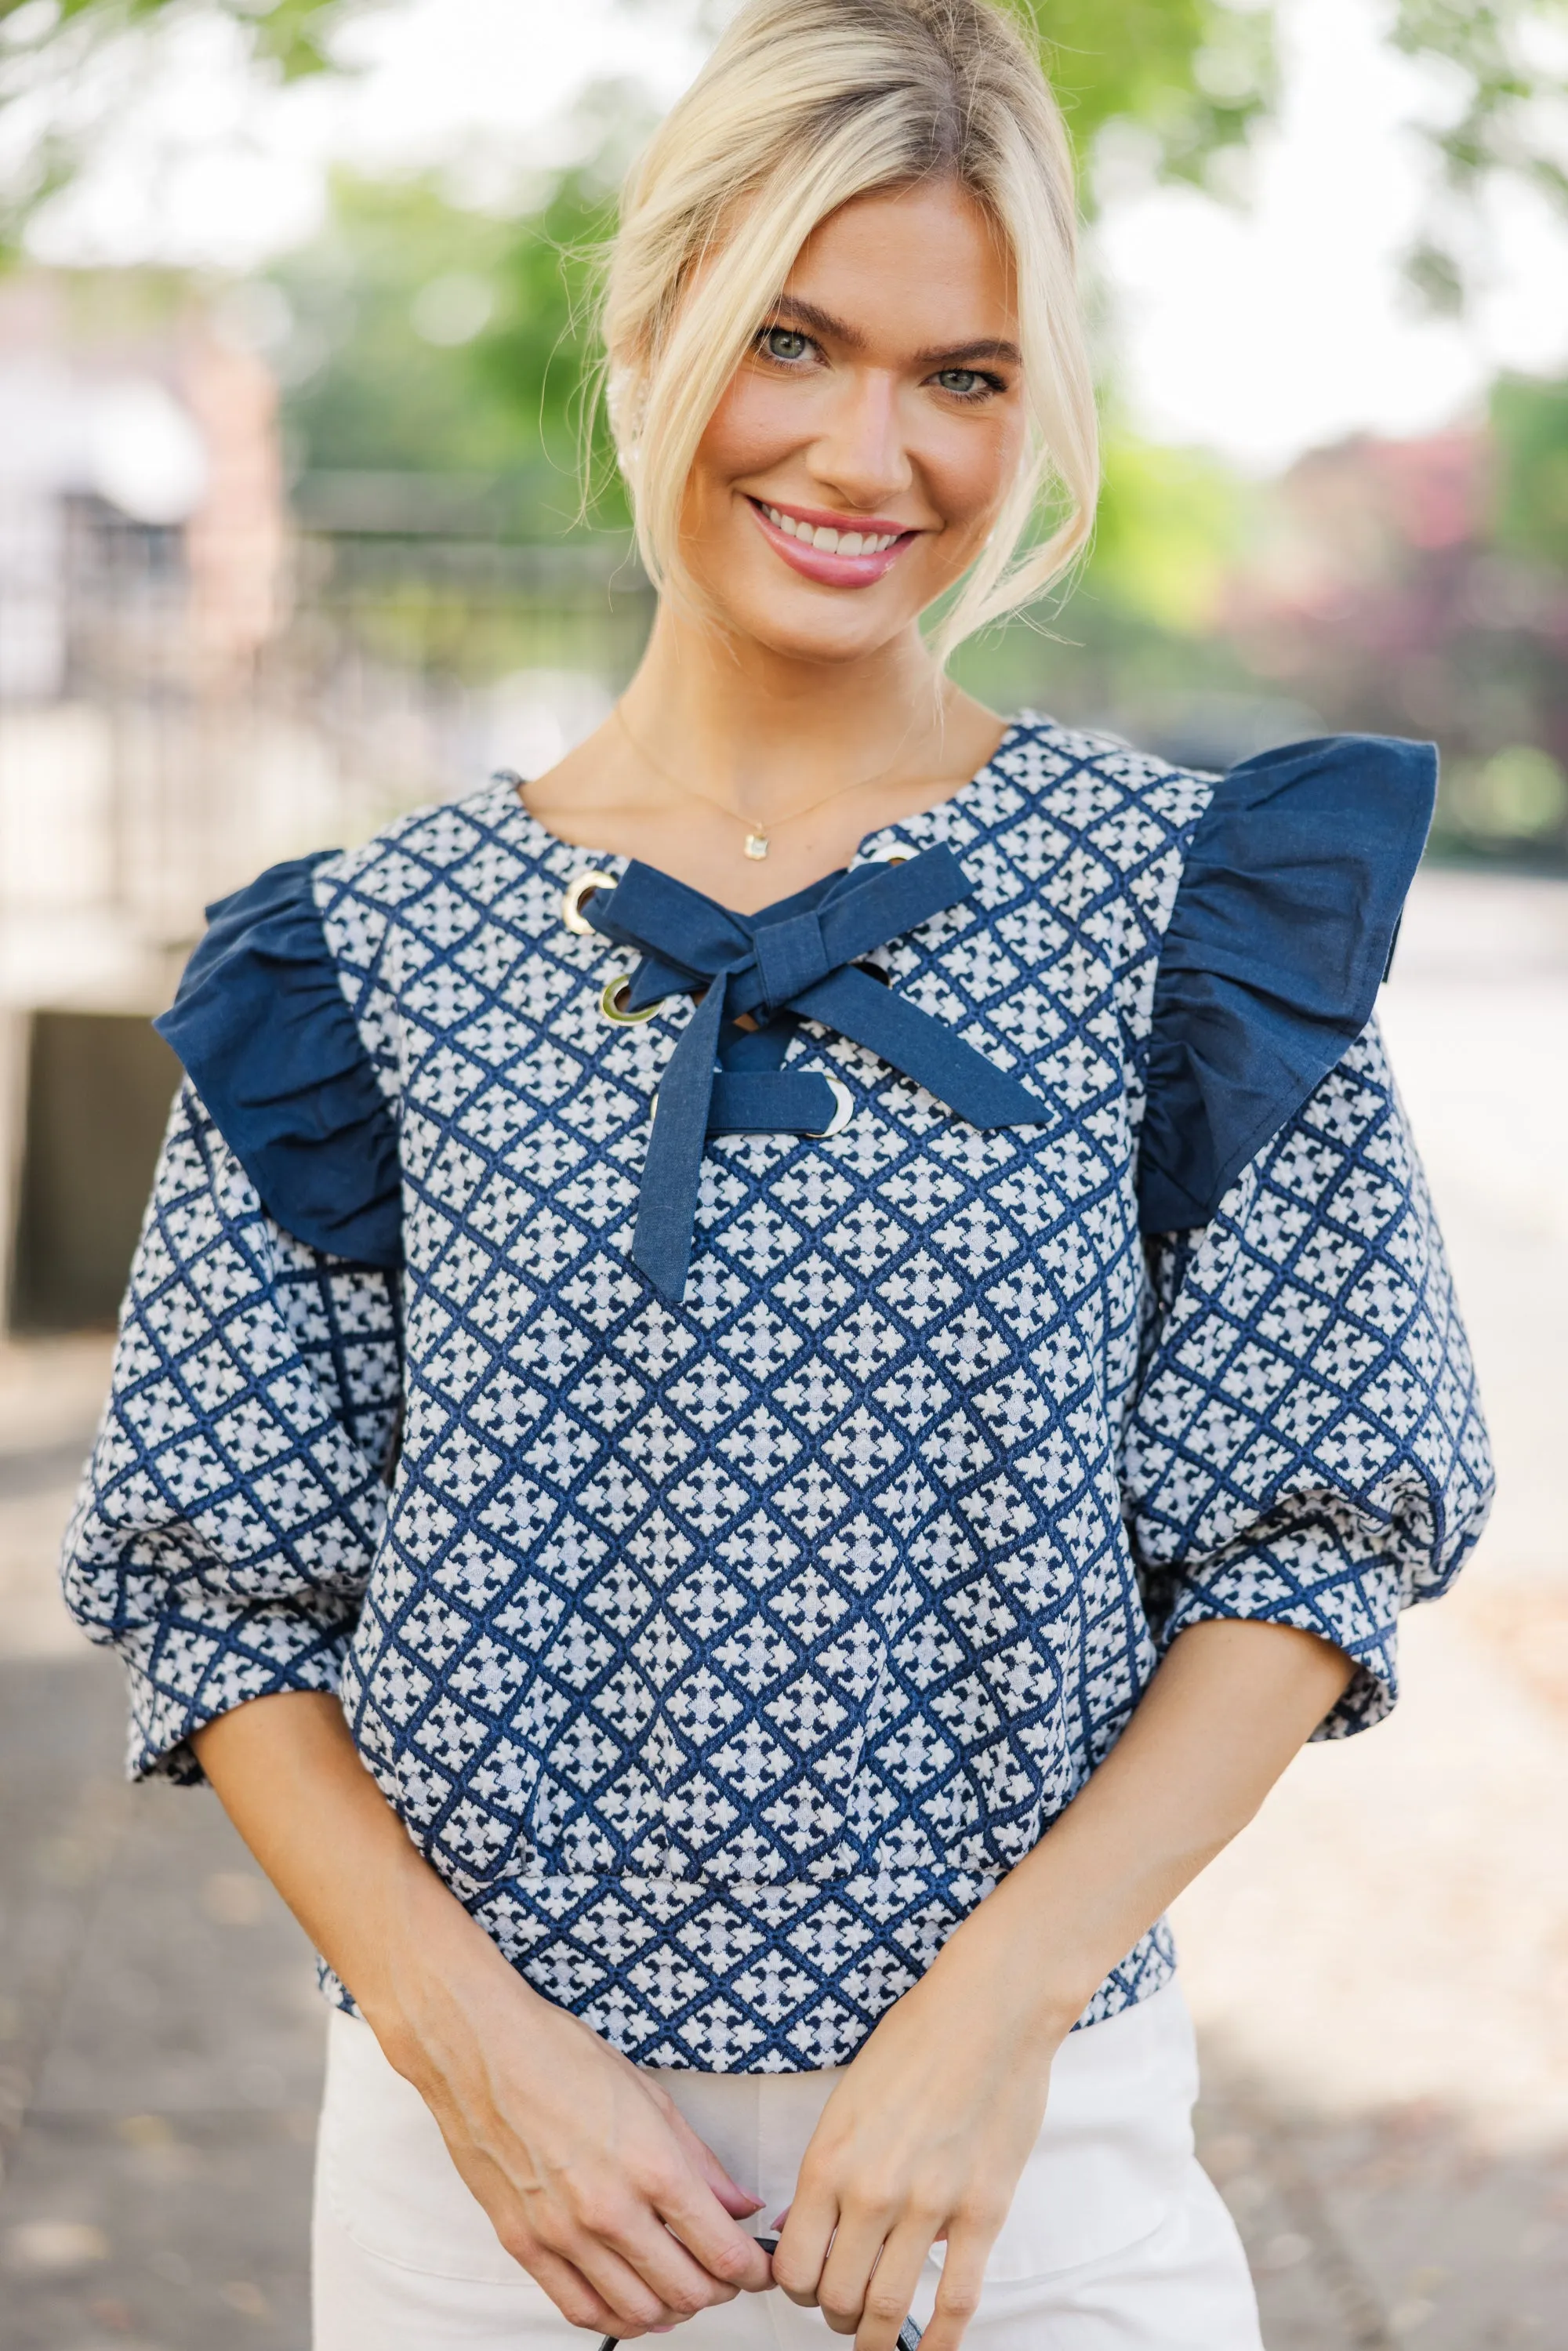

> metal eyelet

[
  {"left": 812, "top": 1077, "right": 855, "bottom": 1138},
  {"left": 561, "top": 869, "right": 619, "bottom": 935},
  {"left": 600, "top": 974, "right": 656, "bottom": 1025},
  {"left": 866, "top": 843, "right": 912, "bottom": 865}
]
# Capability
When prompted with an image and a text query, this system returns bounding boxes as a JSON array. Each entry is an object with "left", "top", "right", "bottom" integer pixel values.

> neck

[{"left": 619, "top": 605, "right": 951, "bottom": 822}]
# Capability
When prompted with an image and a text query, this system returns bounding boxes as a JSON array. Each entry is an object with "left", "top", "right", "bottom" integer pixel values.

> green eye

[
  {"left": 937, "top": 368, "right": 983, "bottom": 395},
  {"left": 762, "top": 327, "right": 810, "bottom": 361}
]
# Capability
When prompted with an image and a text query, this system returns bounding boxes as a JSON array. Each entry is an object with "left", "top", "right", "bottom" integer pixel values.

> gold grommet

[
  {"left": 561, "top": 869, "right": 619, "bottom": 935},
  {"left": 600, "top": 974, "right": 656, "bottom": 1025},
  {"left": 813, "top": 1077, "right": 855, "bottom": 1138},
  {"left": 866, "top": 843, "right": 912, "bottom": 865}
]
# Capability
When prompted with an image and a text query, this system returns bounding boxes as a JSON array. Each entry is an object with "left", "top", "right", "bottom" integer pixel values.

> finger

[
  {"left": 554, "top": 2233, "right": 686, "bottom": 2335},
  {"left": 912, "top": 2227, "right": 989, "bottom": 2351},
  {"left": 521, "top": 2244, "right": 637, "bottom": 2338},
  {"left": 574, "top": 2207, "right": 750, "bottom": 2322},
  {"left": 653, "top": 2173, "right": 775, "bottom": 2296},
  {"left": 666, "top": 2108, "right": 765, "bottom": 2219},
  {"left": 441, "top": 2154, "right": 670, "bottom": 2333},
  {"left": 771, "top": 2181, "right": 840, "bottom": 2308},
  {"left": 851, "top": 2221, "right": 935, "bottom": 2351},
  {"left": 815, "top": 2204, "right": 897, "bottom": 2338}
]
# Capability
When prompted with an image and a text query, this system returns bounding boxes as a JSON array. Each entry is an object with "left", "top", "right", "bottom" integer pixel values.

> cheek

[
  {"left": 924, "top": 411, "right": 1027, "bottom": 538},
  {"left": 695, "top": 369, "right": 805, "bottom": 489}
]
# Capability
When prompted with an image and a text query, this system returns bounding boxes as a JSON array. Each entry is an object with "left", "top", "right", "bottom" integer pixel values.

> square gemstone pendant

[{"left": 743, "top": 832, "right": 770, "bottom": 861}]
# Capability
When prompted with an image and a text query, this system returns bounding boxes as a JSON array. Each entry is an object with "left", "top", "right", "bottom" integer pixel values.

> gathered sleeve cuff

[
  {"left": 154, "top": 854, "right": 402, "bottom": 1270},
  {"left": 1124, "top": 1024, "right": 1494, "bottom": 1737},
  {"left": 1138, "top": 735, "right": 1437, "bottom": 1235},
  {"left": 60, "top": 1083, "right": 404, "bottom": 1782}
]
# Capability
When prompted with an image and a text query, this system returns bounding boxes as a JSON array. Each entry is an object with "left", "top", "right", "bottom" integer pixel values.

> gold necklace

[{"left": 612, "top": 702, "right": 911, "bottom": 862}]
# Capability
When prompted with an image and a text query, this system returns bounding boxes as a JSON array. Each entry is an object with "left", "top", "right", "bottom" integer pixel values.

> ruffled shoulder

[
  {"left": 1138, "top": 734, "right": 1436, "bottom": 1234},
  {"left": 154, "top": 854, "right": 402, "bottom": 1268}
]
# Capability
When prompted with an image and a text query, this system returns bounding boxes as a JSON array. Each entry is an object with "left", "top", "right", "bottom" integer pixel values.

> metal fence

[
  {"left": 0, "top": 492, "right": 656, "bottom": 1327},
  {"left": 0, "top": 496, "right": 657, "bottom": 974}
]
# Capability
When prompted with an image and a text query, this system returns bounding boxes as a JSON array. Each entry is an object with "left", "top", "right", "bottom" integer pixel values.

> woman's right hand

[
  {"left": 191, "top": 1691, "right": 772, "bottom": 2339},
  {"left": 381, "top": 1882, "right": 775, "bottom": 2337}
]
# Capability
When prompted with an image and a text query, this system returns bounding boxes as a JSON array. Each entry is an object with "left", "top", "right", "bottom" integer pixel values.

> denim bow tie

[{"left": 586, "top": 845, "right": 1049, "bottom": 1304}]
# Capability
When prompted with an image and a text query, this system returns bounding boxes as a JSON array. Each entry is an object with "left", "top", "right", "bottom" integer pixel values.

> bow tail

[
  {"left": 790, "top": 968, "right": 1052, "bottom": 1128},
  {"left": 633, "top": 976, "right": 729, "bottom": 1302}
]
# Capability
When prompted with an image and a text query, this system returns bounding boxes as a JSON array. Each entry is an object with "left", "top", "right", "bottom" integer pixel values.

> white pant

[{"left": 312, "top": 1981, "right": 1261, "bottom": 2349}]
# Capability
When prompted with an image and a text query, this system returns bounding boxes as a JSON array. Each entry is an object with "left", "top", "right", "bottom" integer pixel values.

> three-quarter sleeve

[
  {"left": 60, "top": 1083, "right": 403, "bottom": 1782},
  {"left": 1123, "top": 1021, "right": 1494, "bottom": 1736}
]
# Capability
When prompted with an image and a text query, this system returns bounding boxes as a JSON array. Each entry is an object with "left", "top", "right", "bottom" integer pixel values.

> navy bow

[{"left": 586, "top": 847, "right": 1048, "bottom": 1304}]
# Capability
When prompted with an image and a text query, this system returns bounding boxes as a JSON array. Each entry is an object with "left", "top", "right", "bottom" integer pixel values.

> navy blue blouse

[{"left": 64, "top": 718, "right": 1490, "bottom": 2072}]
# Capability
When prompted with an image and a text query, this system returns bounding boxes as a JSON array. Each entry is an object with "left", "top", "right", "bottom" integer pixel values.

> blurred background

[{"left": 0, "top": 1, "right": 1564, "bottom": 2346}]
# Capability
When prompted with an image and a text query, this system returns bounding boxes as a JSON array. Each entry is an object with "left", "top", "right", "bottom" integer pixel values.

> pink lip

[{"left": 746, "top": 497, "right": 916, "bottom": 590}]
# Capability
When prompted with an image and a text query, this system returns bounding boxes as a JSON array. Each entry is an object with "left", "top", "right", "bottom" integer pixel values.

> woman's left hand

[{"left": 771, "top": 1902, "right": 1069, "bottom": 2351}]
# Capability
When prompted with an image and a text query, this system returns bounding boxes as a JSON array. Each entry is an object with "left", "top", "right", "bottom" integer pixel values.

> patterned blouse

[{"left": 62, "top": 719, "right": 1494, "bottom": 2071}]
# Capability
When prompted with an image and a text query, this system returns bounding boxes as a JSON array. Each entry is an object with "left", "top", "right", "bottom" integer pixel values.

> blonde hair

[{"left": 600, "top": 0, "right": 1097, "bottom": 665}]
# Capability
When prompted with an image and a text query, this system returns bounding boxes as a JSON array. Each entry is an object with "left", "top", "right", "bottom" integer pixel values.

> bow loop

[
  {"left": 753, "top": 910, "right": 832, "bottom": 1014},
  {"left": 581, "top": 845, "right": 1049, "bottom": 1302}
]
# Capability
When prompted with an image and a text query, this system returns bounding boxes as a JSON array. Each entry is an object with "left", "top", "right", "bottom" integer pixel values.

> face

[{"left": 681, "top": 178, "right": 1027, "bottom": 666}]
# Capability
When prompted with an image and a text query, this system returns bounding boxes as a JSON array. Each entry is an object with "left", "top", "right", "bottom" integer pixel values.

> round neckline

[{"left": 496, "top": 719, "right": 1027, "bottom": 917}]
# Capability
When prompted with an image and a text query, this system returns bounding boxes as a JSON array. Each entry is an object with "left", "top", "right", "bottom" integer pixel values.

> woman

[{"left": 64, "top": 2, "right": 1494, "bottom": 2346}]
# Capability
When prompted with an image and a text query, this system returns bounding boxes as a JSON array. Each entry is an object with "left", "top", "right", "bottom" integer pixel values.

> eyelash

[{"left": 753, "top": 325, "right": 1007, "bottom": 403}]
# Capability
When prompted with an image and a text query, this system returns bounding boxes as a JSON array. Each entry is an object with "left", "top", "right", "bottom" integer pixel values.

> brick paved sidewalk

[{"left": 1, "top": 869, "right": 1564, "bottom": 2351}]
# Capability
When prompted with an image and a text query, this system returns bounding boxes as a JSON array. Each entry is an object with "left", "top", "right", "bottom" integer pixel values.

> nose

[{"left": 807, "top": 366, "right": 913, "bottom": 514}]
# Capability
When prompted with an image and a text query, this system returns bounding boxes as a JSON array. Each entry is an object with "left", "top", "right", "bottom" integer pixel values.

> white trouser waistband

[{"left": 312, "top": 1979, "right": 1261, "bottom": 2350}]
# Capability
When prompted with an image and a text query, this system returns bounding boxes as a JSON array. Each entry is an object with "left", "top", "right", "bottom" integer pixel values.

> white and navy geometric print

[{"left": 63, "top": 720, "right": 1494, "bottom": 2070}]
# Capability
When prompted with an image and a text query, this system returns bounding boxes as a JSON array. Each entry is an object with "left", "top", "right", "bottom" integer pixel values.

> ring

[
  {"left": 600, "top": 974, "right": 656, "bottom": 1025},
  {"left": 812, "top": 1078, "right": 855, "bottom": 1137},
  {"left": 561, "top": 870, "right": 619, "bottom": 935}
]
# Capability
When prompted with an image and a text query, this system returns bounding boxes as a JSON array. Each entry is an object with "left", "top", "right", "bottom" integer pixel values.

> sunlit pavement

[{"left": 0, "top": 866, "right": 1563, "bottom": 2351}]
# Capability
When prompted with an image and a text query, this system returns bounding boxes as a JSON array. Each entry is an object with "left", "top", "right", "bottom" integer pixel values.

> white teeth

[{"left": 761, "top": 502, "right": 902, "bottom": 555}]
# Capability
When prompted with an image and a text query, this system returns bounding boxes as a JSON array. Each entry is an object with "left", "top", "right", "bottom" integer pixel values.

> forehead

[{"left": 785, "top": 180, "right": 1017, "bottom": 343}]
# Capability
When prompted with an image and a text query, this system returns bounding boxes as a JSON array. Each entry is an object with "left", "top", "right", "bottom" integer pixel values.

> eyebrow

[{"left": 768, "top": 295, "right": 1021, "bottom": 371}]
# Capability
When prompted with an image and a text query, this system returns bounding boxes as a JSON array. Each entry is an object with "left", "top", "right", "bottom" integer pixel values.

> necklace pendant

[{"left": 743, "top": 830, "right": 771, "bottom": 861}]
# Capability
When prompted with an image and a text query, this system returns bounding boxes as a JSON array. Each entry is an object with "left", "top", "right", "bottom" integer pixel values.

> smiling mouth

[
  {"left": 746, "top": 496, "right": 917, "bottom": 586},
  {"left": 755, "top": 502, "right": 906, "bottom": 555}
]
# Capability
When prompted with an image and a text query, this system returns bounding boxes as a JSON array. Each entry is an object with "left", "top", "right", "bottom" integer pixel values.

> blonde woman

[{"left": 64, "top": 2, "right": 1491, "bottom": 2346}]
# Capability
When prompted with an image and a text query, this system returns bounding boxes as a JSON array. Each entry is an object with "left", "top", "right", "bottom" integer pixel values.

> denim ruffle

[
  {"left": 1138, "top": 734, "right": 1437, "bottom": 1235},
  {"left": 152, "top": 731, "right": 1437, "bottom": 1269},
  {"left": 154, "top": 854, "right": 401, "bottom": 1269}
]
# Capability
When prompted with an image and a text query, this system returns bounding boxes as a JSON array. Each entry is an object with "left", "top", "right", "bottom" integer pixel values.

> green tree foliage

[
  {"left": 8, "top": 0, "right": 1566, "bottom": 256},
  {"left": 0, "top": 0, "right": 365, "bottom": 237},
  {"left": 1490, "top": 371, "right": 1568, "bottom": 567},
  {"left": 1089, "top": 431, "right": 1255, "bottom": 632},
  {"left": 1391, "top": 1, "right": 1568, "bottom": 309},
  {"left": 2, "top": 0, "right": 358, "bottom": 80},
  {"left": 269, "top": 154, "right": 628, "bottom": 535},
  {"left": 1001, "top": 0, "right": 1277, "bottom": 193}
]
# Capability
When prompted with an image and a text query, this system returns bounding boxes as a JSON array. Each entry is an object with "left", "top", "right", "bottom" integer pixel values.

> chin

[
  {"left": 745, "top": 610, "right": 903, "bottom": 665},
  {"left": 707, "top": 568, "right": 920, "bottom": 666}
]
